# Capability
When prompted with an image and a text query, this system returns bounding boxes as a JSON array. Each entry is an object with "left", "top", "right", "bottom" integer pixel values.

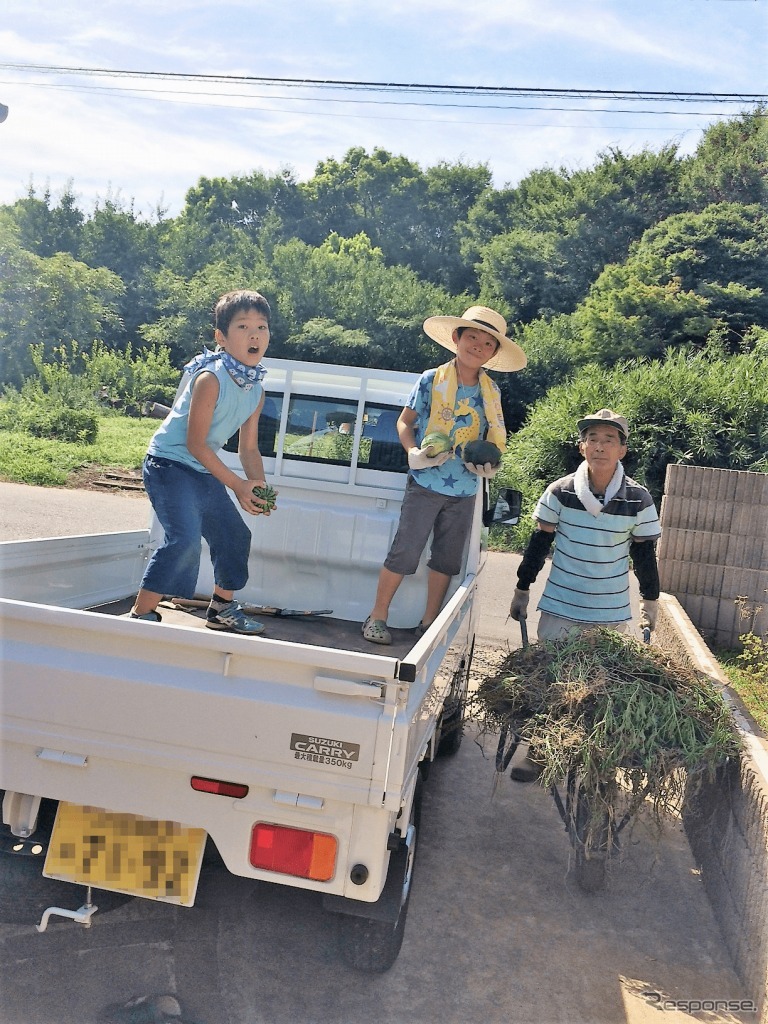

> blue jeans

[{"left": 140, "top": 455, "right": 252, "bottom": 598}]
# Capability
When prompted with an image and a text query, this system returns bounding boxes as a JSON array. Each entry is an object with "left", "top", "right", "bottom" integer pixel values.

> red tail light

[
  {"left": 250, "top": 823, "right": 337, "bottom": 881},
  {"left": 191, "top": 776, "right": 249, "bottom": 799}
]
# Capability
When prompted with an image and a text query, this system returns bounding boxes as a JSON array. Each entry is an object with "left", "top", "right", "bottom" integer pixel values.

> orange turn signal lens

[{"left": 250, "top": 823, "right": 337, "bottom": 881}]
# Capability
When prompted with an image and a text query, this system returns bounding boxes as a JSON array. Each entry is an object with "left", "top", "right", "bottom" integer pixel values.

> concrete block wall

[
  {"left": 656, "top": 593, "right": 768, "bottom": 1021},
  {"left": 658, "top": 465, "right": 768, "bottom": 648}
]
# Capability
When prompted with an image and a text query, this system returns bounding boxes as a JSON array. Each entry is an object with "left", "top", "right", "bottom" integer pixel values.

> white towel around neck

[{"left": 574, "top": 460, "right": 624, "bottom": 517}]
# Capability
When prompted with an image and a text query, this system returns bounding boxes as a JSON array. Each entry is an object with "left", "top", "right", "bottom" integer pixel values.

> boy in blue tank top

[{"left": 130, "top": 289, "right": 275, "bottom": 634}]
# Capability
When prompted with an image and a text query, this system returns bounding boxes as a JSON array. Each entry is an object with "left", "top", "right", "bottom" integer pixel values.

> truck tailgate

[{"left": 1, "top": 599, "right": 405, "bottom": 815}]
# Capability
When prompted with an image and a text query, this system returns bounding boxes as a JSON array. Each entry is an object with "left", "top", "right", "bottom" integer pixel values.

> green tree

[
  {"left": 473, "top": 147, "right": 684, "bottom": 318},
  {"left": 499, "top": 314, "right": 582, "bottom": 431},
  {"left": 181, "top": 168, "right": 308, "bottom": 254},
  {"left": 572, "top": 202, "right": 768, "bottom": 364},
  {"left": 635, "top": 202, "right": 768, "bottom": 339},
  {"left": 477, "top": 228, "right": 565, "bottom": 322},
  {"left": 302, "top": 147, "right": 429, "bottom": 268},
  {"left": 301, "top": 148, "right": 488, "bottom": 290},
  {"left": 556, "top": 146, "right": 684, "bottom": 307},
  {"left": 7, "top": 183, "right": 84, "bottom": 259},
  {"left": 461, "top": 168, "right": 574, "bottom": 267},
  {"left": 80, "top": 197, "right": 164, "bottom": 346},
  {"left": 0, "top": 232, "right": 124, "bottom": 387},
  {"left": 413, "top": 159, "right": 491, "bottom": 291},
  {"left": 283, "top": 318, "right": 378, "bottom": 366},
  {"left": 573, "top": 255, "right": 713, "bottom": 364},
  {"left": 139, "top": 258, "right": 277, "bottom": 367},
  {"left": 682, "top": 106, "right": 768, "bottom": 208},
  {"left": 502, "top": 332, "right": 768, "bottom": 512},
  {"left": 269, "top": 231, "right": 461, "bottom": 372}
]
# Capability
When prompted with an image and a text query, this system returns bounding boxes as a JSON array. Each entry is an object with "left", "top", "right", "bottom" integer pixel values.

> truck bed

[{"left": 98, "top": 597, "right": 420, "bottom": 659}]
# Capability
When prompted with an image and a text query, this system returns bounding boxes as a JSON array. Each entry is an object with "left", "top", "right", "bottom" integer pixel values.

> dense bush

[
  {"left": 498, "top": 327, "right": 768, "bottom": 533},
  {"left": 0, "top": 340, "right": 179, "bottom": 448},
  {"left": 82, "top": 340, "right": 179, "bottom": 412},
  {"left": 24, "top": 406, "right": 99, "bottom": 444}
]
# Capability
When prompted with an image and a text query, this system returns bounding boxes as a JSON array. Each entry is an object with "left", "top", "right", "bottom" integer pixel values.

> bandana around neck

[
  {"left": 574, "top": 460, "right": 624, "bottom": 517},
  {"left": 183, "top": 348, "right": 266, "bottom": 391}
]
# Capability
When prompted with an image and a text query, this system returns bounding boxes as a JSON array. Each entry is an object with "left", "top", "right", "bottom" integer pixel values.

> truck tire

[
  {"left": 436, "top": 640, "right": 474, "bottom": 759},
  {"left": 573, "top": 785, "right": 610, "bottom": 894},
  {"left": 336, "top": 775, "right": 422, "bottom": 972},
  {"left": 0, "top": 795, "right": 130, "bottom": 924},
  {"left": 435, "top": 699, "right": 464, "bottom": 757}
]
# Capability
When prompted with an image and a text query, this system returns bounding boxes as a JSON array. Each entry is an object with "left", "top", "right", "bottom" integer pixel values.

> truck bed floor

[{"left": 93, "top": 598, "right": 418, "bottom": 659}]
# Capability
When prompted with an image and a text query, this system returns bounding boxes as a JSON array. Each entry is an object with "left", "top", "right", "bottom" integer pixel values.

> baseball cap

[{"left": 577, "top": 408, "right": 629, "bottom": 442}]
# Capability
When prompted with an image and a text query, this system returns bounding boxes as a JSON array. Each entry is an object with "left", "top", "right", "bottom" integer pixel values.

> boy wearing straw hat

[{"left": 362, "top": 306, "right": 526, "bottom": 645}]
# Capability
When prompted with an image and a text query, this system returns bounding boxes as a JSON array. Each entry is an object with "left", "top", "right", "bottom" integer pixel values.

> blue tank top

[{"left": 148, "top": 361, "right": 262, "bottom": 473}]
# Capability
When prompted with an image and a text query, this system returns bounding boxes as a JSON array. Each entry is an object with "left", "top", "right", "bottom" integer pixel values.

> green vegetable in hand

[
  {"left": 420, "top": 431, "right": 453, "bottom": 457},
  {"left": 462, "top": 439, "right": 502, "bottom": 467},
  {"left": 252, "top": 483, "right": 277, "bottom": 512}
]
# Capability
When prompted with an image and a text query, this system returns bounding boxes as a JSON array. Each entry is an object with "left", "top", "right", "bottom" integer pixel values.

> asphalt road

[{"left": 0, "top": 483, "right": 753, "bottom": 1024}]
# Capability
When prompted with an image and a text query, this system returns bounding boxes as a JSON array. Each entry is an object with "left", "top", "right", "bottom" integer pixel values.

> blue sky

[{"left": 1, "top": 0, "right": 766, "bottom": 219}]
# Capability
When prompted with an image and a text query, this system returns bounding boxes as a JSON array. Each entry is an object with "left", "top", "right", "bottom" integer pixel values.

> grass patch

[
  {"left": 0, "top": 415, "right": 156, "bottom": 486},
  {"left": 717, "top": 650, "right": 768, "bottom": 736}
]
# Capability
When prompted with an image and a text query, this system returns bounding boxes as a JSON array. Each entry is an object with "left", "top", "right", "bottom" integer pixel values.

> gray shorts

[{"left": 384, "top": 476, "right": 475, "bottom": 577}]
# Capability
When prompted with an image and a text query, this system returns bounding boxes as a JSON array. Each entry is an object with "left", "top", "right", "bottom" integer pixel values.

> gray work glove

[
  {"left": 464, "top": 461, "right": 501, "bottom": 479},
  {"left": 408, "top": 447, "right": 452, "bottom": 471},
  {"left": 640, "top": 599, "right": 658, "bottom": 631},
  {"left": 509, "top": 588, "right": 530, "bottom": 621}
]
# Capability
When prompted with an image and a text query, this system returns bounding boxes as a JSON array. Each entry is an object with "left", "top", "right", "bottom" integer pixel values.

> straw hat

[{"left": 422, "top": 305, "right": 527, "bottom": 373}]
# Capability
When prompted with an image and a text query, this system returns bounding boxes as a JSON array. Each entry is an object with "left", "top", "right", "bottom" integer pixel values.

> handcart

[{"left": 495, "top": 618, "right": 654, "bottom": 893}]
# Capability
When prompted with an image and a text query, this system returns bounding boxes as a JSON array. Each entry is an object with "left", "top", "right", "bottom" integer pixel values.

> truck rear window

[{"left": 224, "top": 390, "right": 407, "bottom": 473}]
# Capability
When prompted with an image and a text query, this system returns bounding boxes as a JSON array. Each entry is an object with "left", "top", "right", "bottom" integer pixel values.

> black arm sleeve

[
  {"left": 517, "top": 529, "right": 555, "bottom": 590},
  {"left": 630, "top": 539, "right": 660, "bottom": 601}
]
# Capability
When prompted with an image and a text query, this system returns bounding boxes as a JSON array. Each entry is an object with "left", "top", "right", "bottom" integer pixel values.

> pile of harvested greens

[{"left": 468, "top": 628, "right": 742, "bottom": 825}]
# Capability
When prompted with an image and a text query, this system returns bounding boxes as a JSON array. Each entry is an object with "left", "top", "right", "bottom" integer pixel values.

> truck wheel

[
  {"left": 336, "top": 775, "right": 422, "bottom": 972},
  {"left": 436, "top": 640, "right": 474, "bottom": 758},
  {"left": 573, "top": 785, "right": 610, "bottom": 894},
  {"left": 435, "top": 699, "right": 464, "bottom": 757}
]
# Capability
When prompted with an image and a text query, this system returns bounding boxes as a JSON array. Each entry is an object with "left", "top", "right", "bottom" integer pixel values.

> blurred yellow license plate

[{"left": 44, "top": 802, "right": 207, "bottom": 906}]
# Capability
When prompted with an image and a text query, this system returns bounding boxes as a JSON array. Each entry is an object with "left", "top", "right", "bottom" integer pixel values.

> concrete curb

[{"left": 657, "top": 592, "right": 768, "bottom": 1023}]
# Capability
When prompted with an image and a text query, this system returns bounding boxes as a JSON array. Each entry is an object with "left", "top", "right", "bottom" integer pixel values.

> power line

[
  {"left": 2, "top": 61, "right": 766, "bottom": 107},
  {"left": 1, "top": 76, "right": 747, "bottom": 120}
]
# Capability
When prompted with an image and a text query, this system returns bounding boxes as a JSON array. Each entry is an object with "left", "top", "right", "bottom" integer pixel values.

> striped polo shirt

[{"left": 534, "top": 468, "right": 661, "bottom": 624}]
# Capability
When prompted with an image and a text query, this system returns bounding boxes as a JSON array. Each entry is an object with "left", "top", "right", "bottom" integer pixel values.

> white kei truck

[{"left": 0, "top": 357, "right": 518, "bottom": 972}]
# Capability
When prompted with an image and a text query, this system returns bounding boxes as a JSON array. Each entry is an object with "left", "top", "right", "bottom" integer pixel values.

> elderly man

[{"left": 508, "top": 408, "right": 661, "bottom": 779}]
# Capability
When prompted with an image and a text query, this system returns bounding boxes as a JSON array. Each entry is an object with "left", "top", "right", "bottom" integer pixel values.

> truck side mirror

[{"left": 485, "top": 488, "right": 522, "bottom": 527}]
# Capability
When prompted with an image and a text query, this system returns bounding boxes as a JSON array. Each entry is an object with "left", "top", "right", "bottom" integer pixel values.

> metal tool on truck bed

[{"left": 165, "top": 596, "right": 333, "bottom": 618}]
